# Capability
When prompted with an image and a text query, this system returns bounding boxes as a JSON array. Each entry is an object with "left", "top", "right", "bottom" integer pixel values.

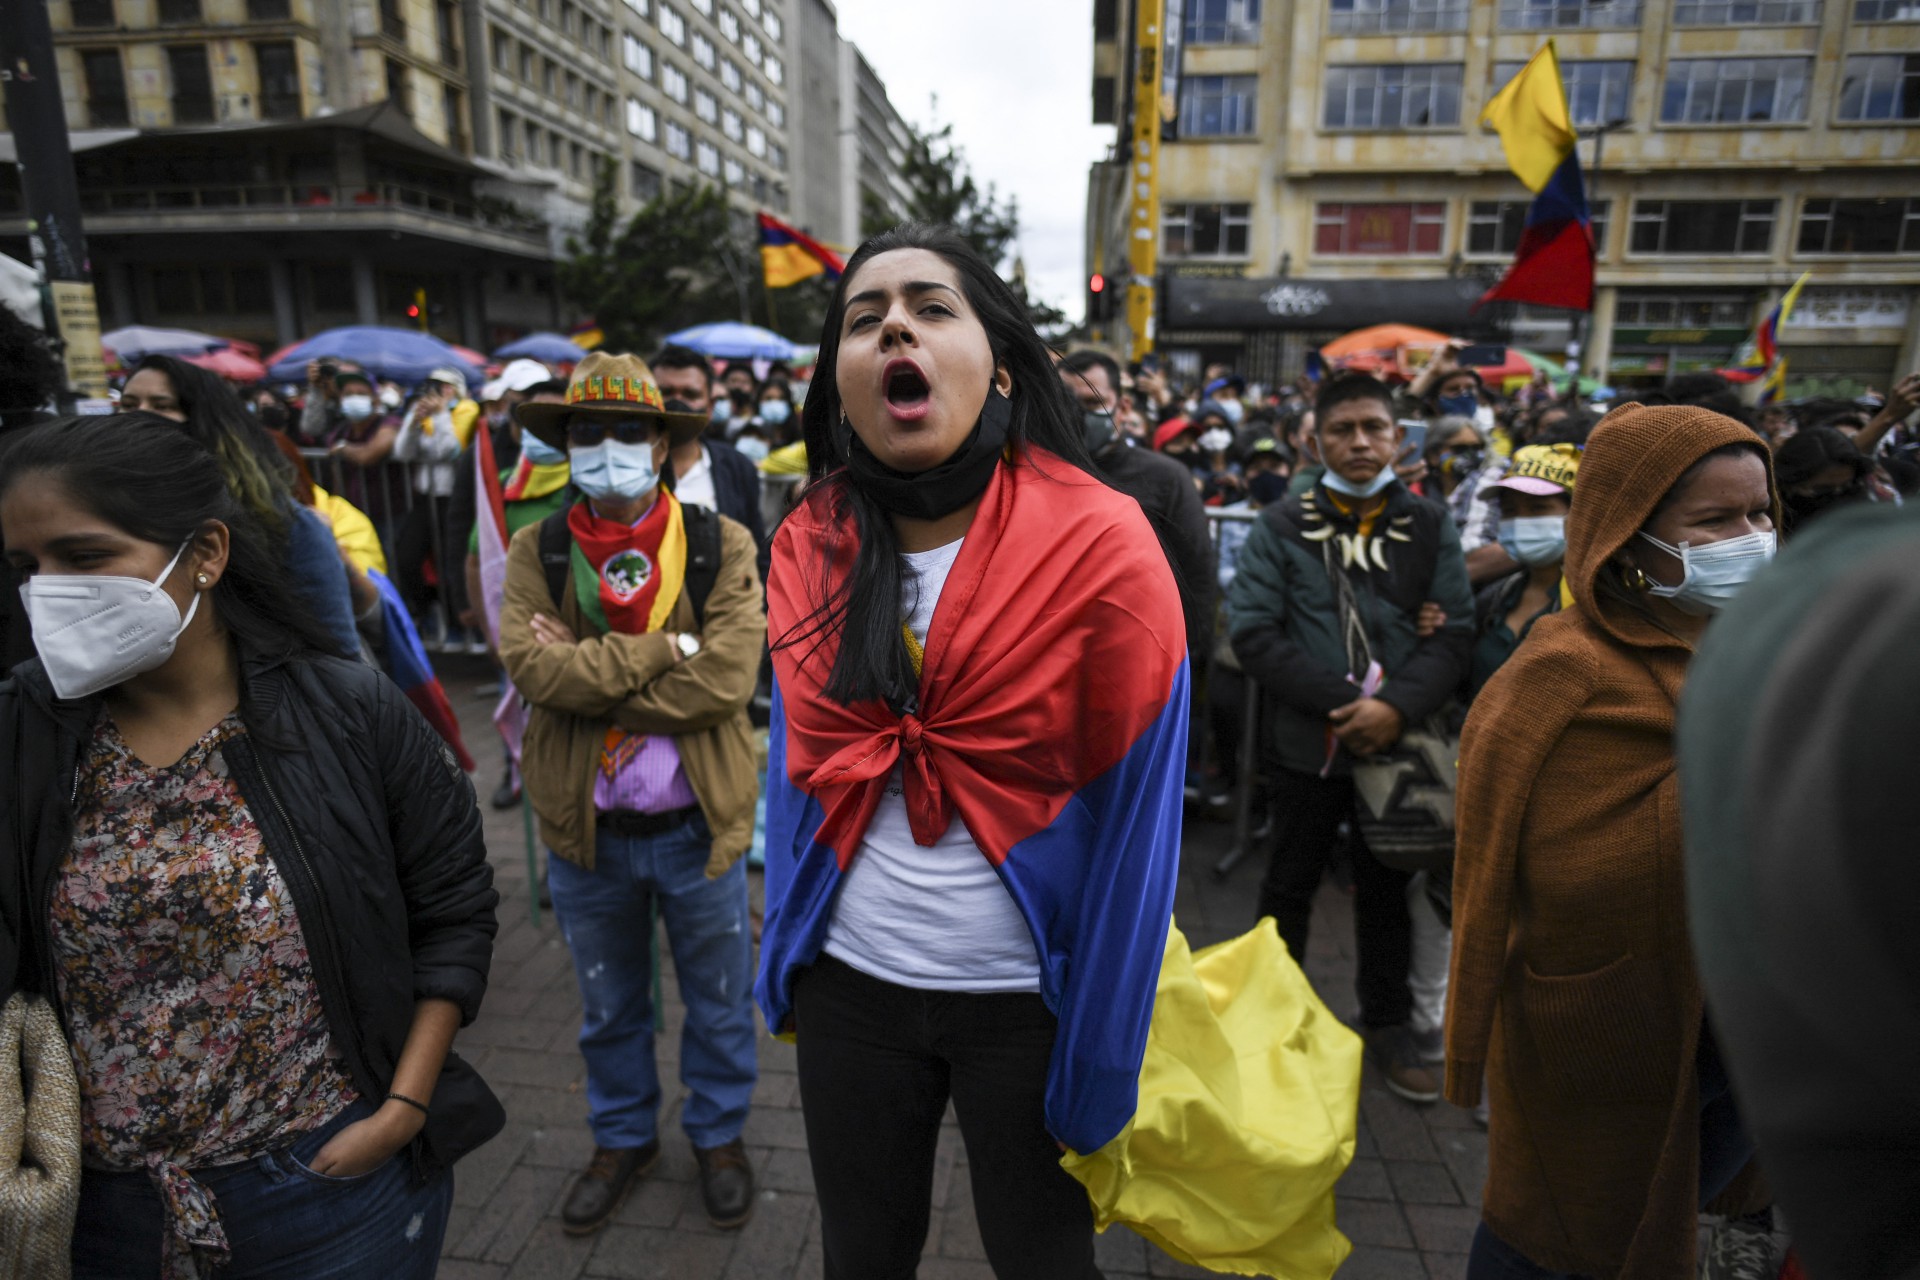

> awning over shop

[{"left": 1162, "top": 274, "right": 1490, "bottom": 333}]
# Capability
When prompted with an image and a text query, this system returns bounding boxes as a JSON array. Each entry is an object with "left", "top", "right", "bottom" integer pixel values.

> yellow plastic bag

[{"left": 1062, "top": 920, "right": 1363, "bottom": 1278}]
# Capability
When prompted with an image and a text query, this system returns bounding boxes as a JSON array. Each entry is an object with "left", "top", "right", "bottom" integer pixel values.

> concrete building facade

[{"left": 1087, "top": 0, "right": 1920, "bottom": 396}]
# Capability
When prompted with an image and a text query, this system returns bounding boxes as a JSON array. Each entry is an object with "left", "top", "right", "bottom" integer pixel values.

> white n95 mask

[{"left": 20, "top": 541, "right": 202, "bottom": 700}]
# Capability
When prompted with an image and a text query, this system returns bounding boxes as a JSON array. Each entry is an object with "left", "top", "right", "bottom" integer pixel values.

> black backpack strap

[
  {"left": 682, "top": 504, "right": 723, "bottom": 630},
  {"left": 538, "top": 509, "right": 573, "bottom": 612}
]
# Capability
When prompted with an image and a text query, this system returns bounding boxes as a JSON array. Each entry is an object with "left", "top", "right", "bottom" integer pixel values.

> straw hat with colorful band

[
  {"left": 514, "top": 351, "right": 708, "bottom": 451},
  {"left": 1492, "top": 443, "right": 1581, "bottom": 497}
]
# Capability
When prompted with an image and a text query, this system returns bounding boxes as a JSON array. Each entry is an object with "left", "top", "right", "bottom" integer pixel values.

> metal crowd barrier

[{"left": 1203, "top": 508, "right": 1263, "bottom": 880}]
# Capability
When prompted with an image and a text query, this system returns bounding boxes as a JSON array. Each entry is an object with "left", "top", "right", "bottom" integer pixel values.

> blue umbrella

[
  {"left": 102, "top": 325, "right": 228, "bottom": 361},
  {"left": 493, "top": 331, "right": 589, "bottom": 363},
  {"left": 266, "top": 325, "right": 487, "bottom": 387},
  {"left": 665, "top": 321, "right": 797, "bottom": 362}
]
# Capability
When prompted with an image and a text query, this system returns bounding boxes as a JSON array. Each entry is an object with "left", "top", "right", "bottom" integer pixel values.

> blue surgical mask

[
  {"left": 710, "top": 401, "right": 731, "bottom": 424},
  {"left": 1219, "top": 400, "right": 1245, "bottom": 425},
  {"left": 569, "top": 439, "right": 658, "bottom": 501},
  {"left": 1498, "top": 516, "right": 1567, "bottom": 568},
  {"left": 1321, "top": 466, "right": 1397, "bottom": 499},
  {"left": 339, "top": 394, "right": 374, "bottom": 421},
  {"left": 520, "top": 432, "right": 568, "bottom": 465},
  {"left": 735, "top": 436, "right": 770, "bottom": 464},
  {"left": 1637, "top": 529, "right": 1776, "bottom": 616},
  {"left": 758, "top": 400, "right": 791, "bottom": 426},
  {"left": 1438, "top": 393, "right": 1479, "bottom": 418}
]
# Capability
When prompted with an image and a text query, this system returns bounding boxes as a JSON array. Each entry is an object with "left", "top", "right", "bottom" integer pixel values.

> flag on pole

[
  {"left": 758, "top": 212, "right": 845, "bottom": 288},
  {"left": 1722, "top": 272, "right": 1811, "bottom": 382},
  {"left": 1759, "top": 357, "right": 1789, "bottom": 406},
  {"left": 1477, "top": 42, "right": 1595, "bottom": 312},
  {"left": 568, "top": 318, "right": 604, "bottom": 351},
  {"left": 473, "top": 422, "right": 532, "bottom": 763}
]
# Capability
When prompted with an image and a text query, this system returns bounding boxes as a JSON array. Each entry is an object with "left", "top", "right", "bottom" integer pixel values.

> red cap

[{"left": 1153, "top": 416, "right": 1195, "bottom": 452}]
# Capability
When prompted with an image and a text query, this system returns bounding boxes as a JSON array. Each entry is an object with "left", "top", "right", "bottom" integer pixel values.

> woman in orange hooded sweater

[{"left": 1446, "top": 404, "right": 1780, "bottom": 1279}]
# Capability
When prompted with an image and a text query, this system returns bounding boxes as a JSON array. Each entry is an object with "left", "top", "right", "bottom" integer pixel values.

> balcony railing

[
  {"left": 1498, "top": 0, "right": 1642, "bottom": 25},
  {"left": 12, "top": 182, "right": 547, "bottom": 241}
]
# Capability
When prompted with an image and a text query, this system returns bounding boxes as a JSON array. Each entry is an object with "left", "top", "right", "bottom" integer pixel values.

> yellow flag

[{"left": 1482, "top": 41, "right": 1576, "bottom": 194}]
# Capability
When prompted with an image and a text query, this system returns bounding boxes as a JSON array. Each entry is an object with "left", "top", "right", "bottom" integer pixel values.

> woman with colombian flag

[{"left": 756, "top": 224, "right": 1188, "bottom": 1276}]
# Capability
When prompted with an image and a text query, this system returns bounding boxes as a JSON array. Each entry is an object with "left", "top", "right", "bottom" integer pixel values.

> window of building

[
  {"left": 165, "top": 44, "right": 215, "bottom": 124},
  {"left": 763, "top": 9, "right": 781, "bottom": 38},
  {"left": 624, "top": 32, "right": 653, "bottom": 77},
  {"left": 1162, "top": 202, "right": 1253, "bottom": 257},
  {"left": 520, "top": 46, "right": 534, "bottom": 81},
  {"left": 1177, "top": 74, "right": 1259, "bottom": 135},
  {"left": 565, "top": 71, "right": 581, "bottom": 108},
  {"left": 1674, "top": 0, "right": 1819, "bottom": 20},
  {"left": 1323, "top": 64, "right": 1463, "bottom": 128},
  {"left": 693, "top": 32, "right": 715, "bottom": 69},
  {"left": 386, "top": 58, "right": 412, "bottom": 115},
  {"left": 719, "top": 7, "right": 740, "bottom": 39},
  {"left": 695, "top": 140, "right": 720, "bottom": 175},
  {"left": 1467, "top": 199, "right": 1612, "bottom": 254},
  {"left": 246, "top": 0, "right": 291, "bottom": 19},
  {"left": 492, "top": 28, "right": 511, "bottom": 71},
  {"left": 1185, "top": 0, "right": 1263, "bottom": 41},
  {"left": 1498, "top": 0, "right": 1641, "bottom": 27},
  {"left": 1798, "top": 197, "right": 1920, "bottom": 252},
  {"left": 254, "top": 40, "right": 301, "bottom": 119},
  {"left": 1314, "top": 202, "right": 1446, "bottom": 254},
  {"left": 626, "top": 97, "right": 657, "bottom": 140},
  {"left": 768, "top": 99, "right": 784, "bottom": 127},
  {"left": 743, "top": 31, "right": 762, "bottom": 62},
  {"left": 444, "top": 85, "right": 468, "bottom": 150},
  {"left": 1661, "top": 58, "right": 1811, "bottom": 123},
  {"left": 570, "top": 141, "right": 585, "bottom": 178},
  {"left": 542, "top": 58, "right": 556, "bottom": 95},
  {"left": 744, "top": 80, "right": 764, "bottom": 110},
  {"left": 690, "top": 0, "right": 711, "bottom": 12},
  {"left": 1853, "top": 0, "right": 1920, "bottom": 17},
  {"left": 765, "top": 54, "right": 783, "bottom": 85},
  {"left": 746, "top": 124, "right": 766, "bottom": 156},
  {"left": 720, "top": 57, "right": 742, "bottom": 90},
  {"left": 158, "top": 0, "right": 202, "bottom": 23},
  {"left": 379, "top": 0, "right": 405, "bottom": 39},
  {"left": 525, "top": 125, "right": 543, "bottom": 164},
  {"left": 1837, "top": 54, "right": 1920, "bottom": 119},
  {"left": 721, "top": 105, "right": 742, "bottom": 137},
  {"left": 723, "top": 156, "right": 744, "bottom": 184},
  {"left": 1614, "top": 293, "right": 1752, "bottom": 325},
  {"left": 1328, "top": 0, "right": 1469, "bottom": 32},
  {"left": 696, "top": 88, "right": 719, "bottom": 122},
  {"left": 632, "top": 160, "right": 662, "bottom": 200},
  {"left": 498, "top": 108, "right": 519, "bottom": 158},
  {"left": 658, "top": 4, "right": 685, "bottom": 44},
  {"left": 70, "top": 0, "right": 116, "bottom": 28},
  {"left": 1629, "top": 199, "right": 1776, "bottom": 253},
  {"left": 437, "top": 0, "right": 462, "bottom": 66},
  {"left": 665, "top": 119, "right": 691, "bottom": 157},
  {"left": 741, "top": 0, "right": 760, "bottom": 16},
  {"left": 769, "top": 141, "right": 786, "bottom": 170},
  {"left": 1492, "top": 59, "right": 1632, "bottom": 126},
  {"left": 623, "top": 0, "right": 647, "bottom": 13},
  {"left": 661, "top": 61, "right": 688, "bottom": 101},
  {"left": 561, "top": 1, "right": 577, "bottom": 34}
]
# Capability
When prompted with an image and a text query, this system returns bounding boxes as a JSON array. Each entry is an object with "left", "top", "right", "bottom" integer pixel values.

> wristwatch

[{"left": 675, "top": 633, "right": 702, "bottom": 660}]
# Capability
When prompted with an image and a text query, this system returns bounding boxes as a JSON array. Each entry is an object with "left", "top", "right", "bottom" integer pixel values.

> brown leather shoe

[
  {"left": 1368, "top": 1024, "right": 1442, "bottom": 1105},
  {"left": 693, "top": 1138, "right": 755, "bottom": 1229},
  {"left": 561, "top": 1142, "right": 659, "bottom": 1236}
]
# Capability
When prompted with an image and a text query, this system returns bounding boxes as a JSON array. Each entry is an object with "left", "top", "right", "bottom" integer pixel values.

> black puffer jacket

[{"left": 0, "top": 650, "right": 504, "bottom": 1179}]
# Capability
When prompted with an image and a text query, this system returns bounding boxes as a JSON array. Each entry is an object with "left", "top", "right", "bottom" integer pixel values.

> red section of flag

[{"left": 1479, "top": 220, "right": 1595, "bottom": 311}]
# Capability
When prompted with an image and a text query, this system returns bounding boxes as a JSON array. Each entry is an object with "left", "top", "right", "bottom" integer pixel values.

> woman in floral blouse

[{"left": 0, "top": 414, "right": 502, "bottom": 1279}]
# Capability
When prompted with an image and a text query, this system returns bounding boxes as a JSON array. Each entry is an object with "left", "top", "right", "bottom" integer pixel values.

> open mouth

[{"left": 883, "top": 360, "right": 931, "bottom": 415}]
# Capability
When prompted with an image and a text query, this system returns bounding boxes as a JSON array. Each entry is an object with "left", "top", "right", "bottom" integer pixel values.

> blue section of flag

[
  {"left": 1527, "top": 151, "right": 1590, "bottom": 232},
  {"left": 368, "top": 568, "right": 432, "bottom": 691}
]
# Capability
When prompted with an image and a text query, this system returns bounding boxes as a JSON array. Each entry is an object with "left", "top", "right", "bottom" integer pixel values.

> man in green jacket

[{"left": 1227, "top": 372, "right": 1472, "bottom": 1105}]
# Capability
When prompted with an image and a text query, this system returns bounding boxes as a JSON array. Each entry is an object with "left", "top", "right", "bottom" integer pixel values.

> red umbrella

[{"left": 185, "top": 347, "right": 269, "bottom": 382}]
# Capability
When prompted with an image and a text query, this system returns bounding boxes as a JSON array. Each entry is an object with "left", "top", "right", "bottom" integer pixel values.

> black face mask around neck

[{"left": 844, "top": 386, "right": 1011, "bottom": 521}]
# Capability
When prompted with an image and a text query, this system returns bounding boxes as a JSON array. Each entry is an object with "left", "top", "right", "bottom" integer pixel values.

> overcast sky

[{"left": 829, "top": 0, "right": 1116, "bottom": 324}]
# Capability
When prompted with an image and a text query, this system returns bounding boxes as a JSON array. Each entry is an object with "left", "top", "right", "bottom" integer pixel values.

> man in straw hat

[{"left": 499, "top": 352, "right": 765, "bottom": 1234}]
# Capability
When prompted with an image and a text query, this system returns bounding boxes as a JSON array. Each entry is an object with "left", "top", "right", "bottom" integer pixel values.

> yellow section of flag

[
  {"left": 761, "top": 242, "right": 827, "bottom": 289},
  {"left": 1482, "top": 41, "right": 1577, "bottom": 194},
  {"left": 1062, "top": 920, "right": 1362, "bottom": 1278}
]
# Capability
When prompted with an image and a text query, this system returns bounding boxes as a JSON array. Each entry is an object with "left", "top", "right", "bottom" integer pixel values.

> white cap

[{"left": 481, "top": 358, "right": 553, "bottom": 401}]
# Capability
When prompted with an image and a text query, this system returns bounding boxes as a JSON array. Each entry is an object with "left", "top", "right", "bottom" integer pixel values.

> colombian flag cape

[{"left": 757, "top": 451, "right": 1187, "bottom": 1153}]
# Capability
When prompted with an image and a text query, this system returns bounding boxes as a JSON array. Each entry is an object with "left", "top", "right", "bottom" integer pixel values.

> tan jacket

[{"left": 499, "top": 510, "right": 763, "bottom": 877}]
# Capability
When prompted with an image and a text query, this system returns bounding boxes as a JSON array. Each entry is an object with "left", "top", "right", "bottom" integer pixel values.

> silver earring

[{"left": 196, "top": 573, "right": 210, "bottom": 586}]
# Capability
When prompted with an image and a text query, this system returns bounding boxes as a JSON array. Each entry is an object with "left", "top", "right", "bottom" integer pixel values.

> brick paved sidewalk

[{"left": 435, "top": 663, "right": 1485, "bottom": 1280}]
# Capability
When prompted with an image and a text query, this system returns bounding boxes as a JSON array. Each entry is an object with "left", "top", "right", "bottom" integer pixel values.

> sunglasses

[{"left": 567, "top": 418, "right": 658, "bottom": 447}]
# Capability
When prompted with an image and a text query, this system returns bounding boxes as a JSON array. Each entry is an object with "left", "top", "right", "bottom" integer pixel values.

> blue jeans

[
  {"left": 549, "top": 818, "right": 757, "bottom": 1150},
  {"left": 73, "top": 1099, "right": 452, "bottom": 1279}
]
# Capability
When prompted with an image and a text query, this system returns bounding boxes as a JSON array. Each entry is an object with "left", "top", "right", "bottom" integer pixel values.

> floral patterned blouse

[{"left": 52, "top": 712, "right": 359, "bottom": 1278}]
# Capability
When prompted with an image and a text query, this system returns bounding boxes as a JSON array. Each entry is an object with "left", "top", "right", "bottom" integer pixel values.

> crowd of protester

[{"left": 1, "top": 260, "right": 1918, "bottom": 1280}]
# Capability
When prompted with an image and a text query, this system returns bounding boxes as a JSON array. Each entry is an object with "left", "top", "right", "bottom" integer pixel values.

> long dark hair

[
  {"left": 783, "top": 223, "right": 1097, "bottom": 711},
  {"left": 132, "top": 355, "right": 293, "bottom": 540},
  {"left": 0, "top": 413, "right": 338, "bottom": 663}
]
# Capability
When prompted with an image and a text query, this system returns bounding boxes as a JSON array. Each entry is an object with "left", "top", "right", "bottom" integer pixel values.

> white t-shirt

[
  {"left": 822, "top": 538, "right": 1043, "bottom": 993},
  {"left": 674, "top": 445, "right": 716, "bottom": 511}
]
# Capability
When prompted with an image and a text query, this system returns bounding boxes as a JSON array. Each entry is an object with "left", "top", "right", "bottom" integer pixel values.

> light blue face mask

[
  {"left": 758, "top": 400, "right": 791, "bottom": 426},
  {"left": 1498, "top": 515, "right": 1567, "bottom": 568},
  {"left": 735, "top": 436, "right": 770, "bottom": 464},
  {"left": 570, "top": 439, "right": 658, "bottom": 501},
  {"left": 1637, "top": 529, "right": 1777, "bottom": 616},
  {"left": 519, "top": 432, "right": 568, "bottom": 465},
  {"left": 1321, "top": 465, "right": 1397, "bottom": 499}
]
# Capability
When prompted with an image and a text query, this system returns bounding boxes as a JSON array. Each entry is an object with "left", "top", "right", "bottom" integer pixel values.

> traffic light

[
  {"left": 1090, "top": 272, "right": 1106, "bottom": 295},
  {"left": 408, "top": 287, "right": 428, "bottom": 331}
]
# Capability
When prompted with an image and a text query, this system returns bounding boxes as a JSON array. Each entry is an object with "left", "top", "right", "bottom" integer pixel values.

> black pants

[
  {"left": 393, "top": 500, "right": 448, "bottom": 618},
  {"left": 1257, "top": 766, "right": 1414, "bottom": 1029},
  {"left": 793, "top": 955, "right": 1101, "bottom": 1280}
]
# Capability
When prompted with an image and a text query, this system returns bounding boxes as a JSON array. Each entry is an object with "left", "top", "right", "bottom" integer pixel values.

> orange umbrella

[{"left": 1319, "top": 323, "right": 1454, "bottom": 361}]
